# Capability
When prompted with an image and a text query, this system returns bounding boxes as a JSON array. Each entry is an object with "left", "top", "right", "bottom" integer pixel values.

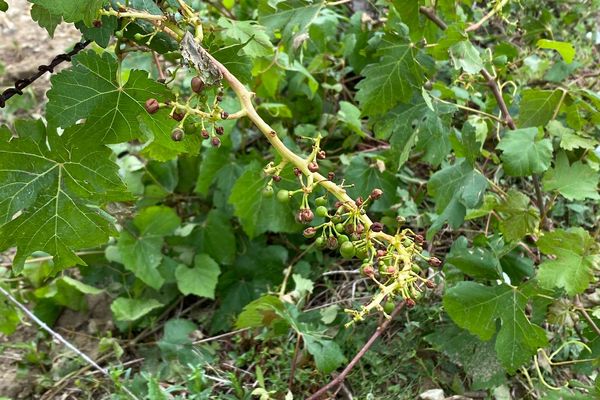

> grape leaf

[
  {"left": 537, "top": 39, "right": 575, "bottom": 64},
  {"left": 444, "top": 281, "right": 548, "bottom": 373},
  {"left": 76, "top": 15, "right": 118, "bottom": 48},
  {"left": 495, "top": 189, "right": 540, "bottom": 242},
  {"left": 517, "top": 89, "right": 563, "bottom": 128},
  {"left": 537, "top": 228, "right": 599, "bottom": 295},
  {"left": 30, "top": 4, "right": 61, "bottom": 36},
  {"left": 175, "top": 254, "right": 221, "bottom": 299},
  {"left": 118, "top": 206, "right": 181, "bottom": 289},
  {"left": 427, "top": 160, "right": 488, "bottom": 239},
  {"left": 546, "top": 120, "right": 596, "bottom": 150},
  {"left": 542, "top": 152, "right": 599, "bottom": 201},
  {"left": 449, "top": 40, "right": 483, "bottom": 74},
  {"left": 375, "top": 99, "right": 456, "bottom": 167},
  {"left": 497, "top": 128, "right": 553, "bottom": 176},
  {"left": 111, "top": 297, "right": 163, "bottom": 321},
  {"left": 47, "top": 50, "right": 170, "bottom": 144},
  {"left": 29, "top": 0, "right": 104, "bottom": 25},
  {"left": 445, "top": 237, "right": 502, "bottom": 279},
  {"left": 138, "top": 109, "right": 201, "bottom": 162},
  {"left": 259, "top": 0, "right": 324, "bottom": 50},
  {"left": 344, "top": 156, "right": 397, "bottom": 213},
  {"left": 217, "top": 17, "right": 273, "bottom": 57},
  {"left": 229, "top": 162, "right": 299, "bottom": 238},
  {"left": 356, "top": 35, "right": 428, "bottom": 116},
  {"left": 0, "top": 122, "right": 129, "bottom": 273},
  {"left": 196, "top": 209, "right": 236, "bottom": 265},
  {"left": 0, "top": 297, "right": 19, "bottom": 335},
  {"left": 304, "top": 335, "right": 346, "bottom": 374}
]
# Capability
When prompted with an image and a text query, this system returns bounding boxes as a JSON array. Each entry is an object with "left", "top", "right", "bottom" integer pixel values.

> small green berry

[
  {"left": 383, "top": 301, "right": 395, "bottom": 314},
  {"left": 315, "top": 196, "right": 328, "bottom": 207},
  {"left": 315, "top": 206, "right": 328, "bottom": 218},
  {"left": 262, "top": 186, "right": 274, "bottom": 198},
  {"left": 315, "top": 236, "right": 326, "bottom": 249},
  {"left": 277, "top": 190, "right": 290, "bottom": 203},
  {"left": 337, "top": 234, "right": 349, "bottom": 244},
  {"left": 134, "top": 33, "right": 144, "bottom": 41},
  {"left": 340, "top": 241, "right": 356, "bottom": 259}
]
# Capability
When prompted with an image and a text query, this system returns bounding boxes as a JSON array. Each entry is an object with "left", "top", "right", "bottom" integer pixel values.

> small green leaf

[
  {"left": 30, "top": 4, "right": 62, "bottom": 36},
  {"left": 217, "top": 18, "right": 273, "bottom": 57},
  {"left": 427, "top": 160, "right": 488, "bottom": 239},
  {"left": 118, "top": 206, "right": 181, "bottom": 289},
  {"left": 537, "top": 228, "right": 599, "bottom": 295},
  {"left": 229, "top": 162, "right": 299, "bottom": 238},
  {"left": 0, "top": 298, "right": 19, "bottom": 335},
  {"left": 355, "top": 36, "right": 428, "bottom": 116},
  {"left": 542, "top": 152, "right": 599, "bottom": 201},
  {"left": 546, "top": 120, "right": 596, "bottom": 151},
  {"left": 235, "top": 295, "right": 284, "bottom": 329},
  {"left": 445, "top": 237, "right": 502, "bottom": 279},
  {"left": 497, "top": 128, "right": 553, "bottom": 176},
  {"left": 449, "top": 41, "right": 484, "bottom": 74},
  {"left": 175, "top": 254, "right": 221, "bottom": 299},
  {"left": 111, "top": 297, "right": 163, "bottom": 321},
  {"left": 303, "top": 335, "right": 346, "bottom": 374},
  {"left": 30, "top": 0, "right": 103, "bottom": 25},
  {"left": 537, "top": 39, "right": 575, "bottom": 64},
  {"left": 495, "top": 189, "right": 540, "bottom": 241},
  {"left": 76, "top": 15, "right": 117, "bottom": 48},
  {"left": 444, "top": 282, "right": 548, "bottom": 373},
  {"left": 337, "top": 101, "right": 363, "bottom": 135}
]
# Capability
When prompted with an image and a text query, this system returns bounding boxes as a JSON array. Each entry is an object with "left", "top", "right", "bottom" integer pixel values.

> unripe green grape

[
  {"left": 355, "top": 246, "right": 368, "bottom": 260},
  {"left": 315, "top": 196, "right": 328, "bottom": 207},
  {"left": 262, "top": 186, "right": 274, "bottom": 198},
  {"left": 383, "top": 301, "right": 395, "bottom": 314},
  {"left": 115, "top": 30, "right": 124, "bottom": 39},
  {"left": 340, "top": 241, "right": 356, "bottom": 259},
  {"left": 335, "top": 223, "right": 345, "bottom": 233},
  {"left": 315, "top": 236, "right": 326, "bottom": 249},
  {"left": 277, "top": 190, "right": 290, "bottom": 203},
  {"left": 134, "top": 33, "right": 144, "bottom": 41},
  {"left": 315, "top": 206, "right": 328, "bottom": 218},
  {"left": 337, "top": 234, "right": 349, "bottom": 244}
]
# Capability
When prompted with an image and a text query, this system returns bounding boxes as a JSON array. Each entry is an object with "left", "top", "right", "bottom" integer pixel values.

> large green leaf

[
  {"left": 30, "top": 4, "right": 62, "bottom": 36},
  {"left": 537, "top": 228, "right": 599, "bottom": 295},
  {"left": 111, "top": 297, "right": 163, "bottom": 321},
  {"left": 427, "top": 160, "right": 488, "bottom": 239},
  {"left": 542, "top": 152, "right": 599, "bottom": 201},
  {"left": 449, "top": 40, "right": 483, "bottom": 74},
  {"left": 47, "top": 51, "right": 170, "bottom": 144},
  {"left": 197, "top": 209, "right": 237, "bottom": 265},
  {"left": 118, "top": 206, "right": 181, "bottom": 289},
  {"left": 444, "top": 282, "right": 548, "bottom": 373},
  {"left": 175, "top": 254, "right": 221, "bottom": 299},
  {"left": 356, "top": 35, "right": 428, "bottom": 116},
  {"left": 344, "top": 156, "right": 398, "bottom": 213},
  {"left": 497, "top": 128, "right": 553, "bottom": 176},
  {"left": 537, "top": 39, "right": 575, "bottom": 64},
  {"left": 517, "top": 89, "right": 563, "bottom": 128},
  {"left": 0, "top": 122, "right": 129, "bottom": 272}
]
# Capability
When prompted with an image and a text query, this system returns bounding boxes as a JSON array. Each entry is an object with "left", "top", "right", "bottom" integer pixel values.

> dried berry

[
  {"left": 93, "top": 20, "right": 102, "bottom": 28},
  {"left": 297, "top": 208, "right": 314, "bottom": 224},
  {"left": 327, "top": 171, "right": 335, "bottom": 181},
  {"left": 211, "top": 136, "right": 221, "bottom": 148},
  {"left": 425, "top": 280, "right": 435, "bottom": 289},
  {"left": 317, "top": 150, "right": 326, "bottom": 159},
  {"left": 386, "top": 265, "right": 397, "bottom": 274},
  {"left": 354, "top": 223, "right": 365, "bottom": 235},
  {"left": 145, "top": 98, "right": 160, "bottom": 114},
  {"left": 405, "top": 298, "right": 416, "bottom": 308},
  {"left": 272, "top": 175, "right": 282, "bottom": 182},
  {"left": 293, "top": 167, "right": 302, "bottom": 177},
  {"left": 360, "top": 263, "right": 375, "bottom": 277},
  {"left": 414, "top": 234, "right": 425, "bottom": 246},
  {"left": 370, "top": 188, "right": 383, "bottom": 200},
  {"left": 308, "top": 162, "right": 319, "bottom": 172},
  {"left": 216, "top": 95, "right": 223, "bottom": 102},
  {"left": 376, "top": 249, "right": 387, "bottom": 258},
  {"left": 191, "top": 77, "right": 205, "bottom": 93},
  {"left": 303, "top": 227, "right": 317, "bottom": 238},
  {"left": 326, "top": 236, "right": 338, "bottom": 250},
  {"left": 201, "top": 129, "right": 210, "bottom": 139},
  {"left": 371, "top": 222, "right": 384, "bottom": 232},
  {"left": 215, "top": 126, "right": 224, "bottom": 135},
  {"left": 171, "top": 128, "right": 184, "bottom": 142},
  {"left": 172, "top": 111, "right": 185, "bottom": 121},
  {"left": 221, "top": 111, "right": 229, "bottom": 119},
  {"left": 355, "top": 196, "right": 364, "bottom": 207},
  {"left": 428, "top": 257, "right": 442, "bottom": 268}
]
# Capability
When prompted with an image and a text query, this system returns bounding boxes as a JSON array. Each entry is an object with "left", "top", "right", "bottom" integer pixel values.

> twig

[
  {"left": 0, "top": 40, "right": 90, "bottom": 108},
  {"left": 465, "top": 0, "right": 509, "bottom": 32},
  {"left": 575, "top": 295, "right": 600, "bottom": 337},
  {"left": 306, "top": 301, "right": 405, "bottom": 400},
  {"left": 288, "top": 333, "right": 303, "bottom": 390},
  {"left": 0, "top": 285, "right": 139, "bottom": 400},
  {"left": 152, "top": 52, "right": 166, "bottom": 81},
  {"left": 418, "top": 7, "right": 447, "bottom": 30}
]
